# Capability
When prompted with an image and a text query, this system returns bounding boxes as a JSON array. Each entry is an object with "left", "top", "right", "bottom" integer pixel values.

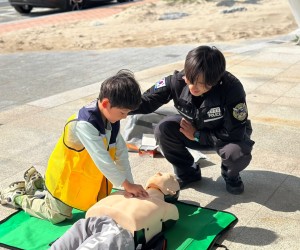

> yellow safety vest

[{"left": 45, "top": 113, "right": 117, "bottom": 211}]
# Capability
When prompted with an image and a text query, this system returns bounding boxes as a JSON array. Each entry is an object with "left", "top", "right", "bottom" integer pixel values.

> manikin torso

[{"left": 86, "top": 173, "right": 179, "bottom": 244}]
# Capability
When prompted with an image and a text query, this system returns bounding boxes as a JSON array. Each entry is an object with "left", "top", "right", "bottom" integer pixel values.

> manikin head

[{"left": 145, "top": 172, "right": 180, "bottom": 203}]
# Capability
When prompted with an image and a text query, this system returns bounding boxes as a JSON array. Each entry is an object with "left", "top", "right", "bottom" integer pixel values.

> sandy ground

[{"left": 0, "top": 0, "right": 298, "bottom": 53}]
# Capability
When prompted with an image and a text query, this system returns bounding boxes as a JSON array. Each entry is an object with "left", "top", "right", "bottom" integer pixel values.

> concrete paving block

[
  {"left": 129, "top": 152, "right": 174, "bottom": 185},
  {"left": 283, "top": 83, "right": 300, "bottom": 98},
  {"left": 229, "top": 64, "right": 284, "bottom": 78},
  {"left": 251, "top": 123, "right": 300, "bottom": 156},
  {"left": 273, "top": 96, "right": 300, "bottom": 107},
  {"left": 259, "top": 175, "right": 300, "bottom": 220},
  {"left": 28, "top": 81, "right": 100, "bottom": 109},
  {"left": 0, "top": 205, "right": 17, "bottom": 224},
  {"left": 215, "top": 170, "right": 287, "bottom": 212},
  {"left": 247, "top": 49, "right": 300, "bottom": 65},
  {"left": 229, "top": 213, "right": 300, "bottom": 249},
  {"left": 238, "top": 76, "right": 268, "bottom": 94},
  {"left": 135, "top": 61, "right": 184, "bottom": 81},
  {"left": 247, "top": 102, "right": 272, "bottom": 118},
  {"left": 291, "top": 166, "right": 300, "bottom": 176},
  {"left": 226, "top": 54, "right": 252, "bottom": 68},
  {"left": 219, "top": 206, "right": 266, "bottom": 248},
  {"left": 253, "top": 80, "right": 297, "bottom": 97},
  {"left": 0, "top": 116, "right": 60, "bottom": 164},
  {"left": 265, "top": 44, "right": 300, "bottom": 54},
  {"left": 275, "top": 63, "right": 300, "bottom": 83},
  {"left": 249, "top": 150, "right": 299, "bottom": 173},
  {"left": 254, "top": 104, "right": 300, "bottom": 126},
  {"left": 0, "top": 104, "right": 45, "bottom": 124},
  {"left": 247, "top": 93, "right": 279, "bottom": 104},
  {"left": 0, "top": 157, "right": 28, "bottom": 186},
  {"left": 38, "top": 96, "right": 96, "bottom": 123},
  {"left": 222, "top": 224, "right": 279, "bottom": 249}
]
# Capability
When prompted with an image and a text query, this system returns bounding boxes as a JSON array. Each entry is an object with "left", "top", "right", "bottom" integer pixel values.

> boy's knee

[{"left": 47, "top": 212, "right": 68, "bottom": 224}]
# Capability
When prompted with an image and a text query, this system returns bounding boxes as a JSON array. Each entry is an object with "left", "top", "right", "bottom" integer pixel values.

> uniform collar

[{"left": 179, "top": 85, "right": 193, "bottom": 102}]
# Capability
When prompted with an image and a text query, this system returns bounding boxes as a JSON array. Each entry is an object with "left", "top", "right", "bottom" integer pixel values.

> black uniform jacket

[{"left": 132, "top": 70, "right": 254, "bottom": 147}]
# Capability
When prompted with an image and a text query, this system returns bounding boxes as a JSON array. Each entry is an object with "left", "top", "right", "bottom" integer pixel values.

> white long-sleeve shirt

[{"left": 67, "top": 119, "right": 134, "bottom": 187}]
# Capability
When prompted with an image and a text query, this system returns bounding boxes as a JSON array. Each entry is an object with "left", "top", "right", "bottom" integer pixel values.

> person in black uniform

[{"left": 130, "top": 45, "right": 255, "bottom": 195}]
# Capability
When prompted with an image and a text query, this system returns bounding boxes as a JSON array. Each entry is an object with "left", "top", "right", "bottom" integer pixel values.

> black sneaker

[
  {"left": 222, "top": 173, "right": 244, "bottom": 195},
  {"left": 177, "top": 164, "right": 202, "bottom": 189}
]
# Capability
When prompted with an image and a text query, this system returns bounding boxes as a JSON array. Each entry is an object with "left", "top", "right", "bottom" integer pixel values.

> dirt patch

[{"left": 0, "top": 0, "right": 297, "bottom": 53}]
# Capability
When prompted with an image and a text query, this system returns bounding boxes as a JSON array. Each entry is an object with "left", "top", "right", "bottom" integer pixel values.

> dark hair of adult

[
  {"left": 98, "top": 69, "right": 142, "bottom": 110},
  {"left": 184, "top": 46, "right": 226, "bottom": 87}
]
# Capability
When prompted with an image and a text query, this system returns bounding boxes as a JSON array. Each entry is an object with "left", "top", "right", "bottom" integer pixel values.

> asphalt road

[
  {"left": 0, "top": 0, "right": 60, "bottom": 24},
  {"left": 0, "top": 0, "right": 276, "bottom": 113},
  {"left": 0, "top": 0, "right": 118, "bottom": 23},
  {"left": 0, "top": 45, "right": 204, "bottom": 111},
  {"left": 1, "top": 0, "right": 190, "bottom": 113}
]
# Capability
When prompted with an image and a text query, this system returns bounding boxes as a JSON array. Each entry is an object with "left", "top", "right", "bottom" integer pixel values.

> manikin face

[
  {"left": 98, "top": 99, "right": 131, "bottom": 124},
  {"left": 183, "top": 74, "right": 212, "bottom": 96},
  {"left": 146, "top": 172, "right": 180, "bottom": 195}
]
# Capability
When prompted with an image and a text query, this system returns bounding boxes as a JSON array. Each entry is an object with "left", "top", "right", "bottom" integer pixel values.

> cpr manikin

[{"left": 86, "top": 172, "right": 180, "bottom": 246}]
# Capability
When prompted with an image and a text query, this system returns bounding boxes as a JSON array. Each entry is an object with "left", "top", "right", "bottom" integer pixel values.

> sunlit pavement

[{"left": 0, "top": 2, "right": 300, "bottom": 249}]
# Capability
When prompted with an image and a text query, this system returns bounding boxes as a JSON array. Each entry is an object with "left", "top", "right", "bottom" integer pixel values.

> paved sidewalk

[{"left": 1, "top": 3, "right": 300, "bottom": 250}]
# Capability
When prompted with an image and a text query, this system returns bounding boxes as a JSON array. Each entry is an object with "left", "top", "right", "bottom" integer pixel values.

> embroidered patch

[
  {"left": 154, "top": 78, "right": 166, "bottom": 89},
  {"left": 207, "top": 107, "right": 222, "bottom": 118},
  {"left": 233, "top": 103, "right": 247, "bottom": 121}
]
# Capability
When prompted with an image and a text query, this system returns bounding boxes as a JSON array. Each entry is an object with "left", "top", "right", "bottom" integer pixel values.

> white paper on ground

[{"left": 187, "top": 148, "right": 208, "bottom": 162}]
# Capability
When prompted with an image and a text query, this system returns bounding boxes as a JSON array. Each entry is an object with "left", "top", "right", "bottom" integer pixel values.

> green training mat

[{"left": 0, "top": 201, "right": 237, "bottom": 250}]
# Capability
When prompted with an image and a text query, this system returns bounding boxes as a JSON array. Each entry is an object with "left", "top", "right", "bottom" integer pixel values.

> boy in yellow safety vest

[{"left": 0, "top": 69, "right": 149, "bottom": 224}]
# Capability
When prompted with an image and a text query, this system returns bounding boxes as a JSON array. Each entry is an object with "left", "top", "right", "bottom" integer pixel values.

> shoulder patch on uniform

[
  {"left": 154, "top": 78, "right": 166, "bottom": 90},
  {"left": 233, "top": 103, "right": 247, "bottom": 121}
]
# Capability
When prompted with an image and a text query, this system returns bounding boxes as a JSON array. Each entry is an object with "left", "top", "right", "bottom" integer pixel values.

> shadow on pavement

[
  {"left": 190, "top": 170, "right": 300, "bottom": 213},
  {"left": 228, "top": 226, "right": 278, "bottom": 246}
]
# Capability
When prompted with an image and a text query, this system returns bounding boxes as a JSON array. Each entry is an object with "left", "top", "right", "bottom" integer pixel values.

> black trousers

[{"left": 154, "top": 115, "right": 253, "bottom": 179}]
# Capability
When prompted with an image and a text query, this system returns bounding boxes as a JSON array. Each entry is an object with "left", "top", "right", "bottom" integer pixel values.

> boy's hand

[{"left": 122, "top": 180, "right": 149, "bottom": 198}]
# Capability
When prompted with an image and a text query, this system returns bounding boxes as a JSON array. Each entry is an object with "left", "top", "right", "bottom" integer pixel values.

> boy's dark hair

[
  {"left": 98, "top": 70, "right": 141, "bottom": 110},
  {"left": 184, "top": 45, "right": 226, "bottom": 86}
]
